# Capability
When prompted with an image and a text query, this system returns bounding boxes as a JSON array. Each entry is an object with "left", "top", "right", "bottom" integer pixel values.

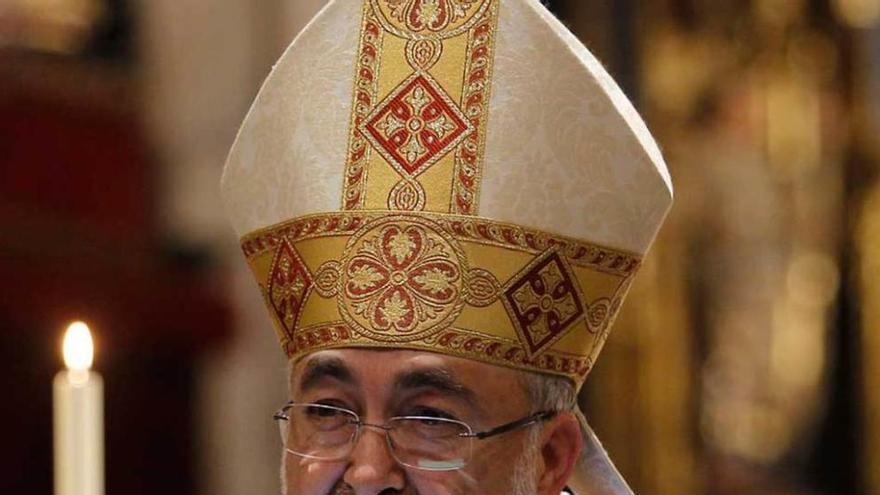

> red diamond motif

[
  {"left": 503, "top": 250, "right": 586, "bottom": 358},
  {"left": 361, "top": 72, "right": 473, "bottom": 178},
  {"left": 268, "top": 241, "right": 313, "bottom": 338}
]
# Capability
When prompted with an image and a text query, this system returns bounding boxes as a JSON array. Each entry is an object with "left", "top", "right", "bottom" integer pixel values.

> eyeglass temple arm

[{"left": 470, "top": 410, "right": 557, "bottom": 440}]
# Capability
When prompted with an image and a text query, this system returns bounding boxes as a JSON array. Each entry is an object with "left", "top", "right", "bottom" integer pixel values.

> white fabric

[
  {"left": 221, "top": 0, "right": 358, "bottom": 236},
  {"left": 480, "top": 0, "right": 672, "bottom": 253},
  {"left": 567, "top": 409, "right": 635, "bottom": 495}
]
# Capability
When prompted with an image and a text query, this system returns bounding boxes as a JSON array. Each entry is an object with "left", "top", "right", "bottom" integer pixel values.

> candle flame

[{"left": 63, "top": 321, "right": 94, "bottom": 372}]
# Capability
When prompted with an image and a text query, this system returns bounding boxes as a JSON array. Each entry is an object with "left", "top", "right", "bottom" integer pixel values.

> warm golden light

[
  {"left": 1, "top": 0, "right": 108, "bottom": 54},
  {"left": 833, "top": 0, "right": 880, "bottom": 28},
  {"left": 62, "top": 322, "right": 94, "bottom": 372}
]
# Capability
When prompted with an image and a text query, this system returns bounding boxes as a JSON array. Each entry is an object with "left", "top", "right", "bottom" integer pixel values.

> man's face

[{"left": 283, "top": 348, "right": 541, "bottom": 495}]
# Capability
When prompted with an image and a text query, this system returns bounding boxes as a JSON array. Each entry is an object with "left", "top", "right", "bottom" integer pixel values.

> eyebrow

[
  {"left": 392, "top": 367, "right": 484, "bottom": 415},
  {"left": 297, "top": 356, "right": 358, "bottom": 394}
]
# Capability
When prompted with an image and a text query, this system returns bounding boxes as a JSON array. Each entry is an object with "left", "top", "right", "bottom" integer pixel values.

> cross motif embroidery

[
  {"left": 362, "top": 72, "right": 473, "bottom": 178},
  {"left": 268, "top": 241, "right": 313, "bottom": 338},
  {"left": 503, "top": 250, "right": 586, "bottom": 357}
]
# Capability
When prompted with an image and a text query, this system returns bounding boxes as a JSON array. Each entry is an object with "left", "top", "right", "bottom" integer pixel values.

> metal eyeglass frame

[{"left": 273, "top": 401, "right": 557, "bottom": 471}]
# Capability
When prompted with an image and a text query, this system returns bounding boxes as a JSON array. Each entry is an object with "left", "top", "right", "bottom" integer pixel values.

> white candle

[{"left": 53, "top": 322, "right": 104, "bottom": 495}]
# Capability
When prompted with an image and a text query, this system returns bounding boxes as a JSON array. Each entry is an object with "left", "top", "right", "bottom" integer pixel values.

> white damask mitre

[{"left": 222, "top": 1, "right": 671, "bottom": 493}]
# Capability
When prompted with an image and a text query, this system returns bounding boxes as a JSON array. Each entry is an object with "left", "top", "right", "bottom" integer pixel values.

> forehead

[{"left": 291, "top": 349, "right": 529, "bottom": 403}]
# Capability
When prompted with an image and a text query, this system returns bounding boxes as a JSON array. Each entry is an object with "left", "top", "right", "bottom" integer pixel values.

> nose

[{"left": 343, "top": 424, "right": 406, "bottom": 494}]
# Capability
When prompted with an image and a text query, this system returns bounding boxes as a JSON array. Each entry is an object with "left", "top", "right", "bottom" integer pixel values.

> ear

[{"left": 537, "top": 412, "right": 583, "bottom": 495}]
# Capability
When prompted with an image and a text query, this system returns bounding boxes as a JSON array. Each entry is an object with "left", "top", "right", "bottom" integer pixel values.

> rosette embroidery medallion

[{"left": 338, "top": 216, "right": 468, "bottom": 342}]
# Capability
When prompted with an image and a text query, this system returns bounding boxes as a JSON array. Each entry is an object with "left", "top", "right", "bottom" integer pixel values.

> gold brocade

[
  {"left": 342, "top": 0, "right": 500, "bottom": 215},
  {"left": 241, "top": 211, "right": 641, "bottom": 385}
]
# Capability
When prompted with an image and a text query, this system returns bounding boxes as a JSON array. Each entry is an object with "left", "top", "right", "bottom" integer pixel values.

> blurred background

[{"left": 1, "top": 0, "right": 878, "bottom": 494}]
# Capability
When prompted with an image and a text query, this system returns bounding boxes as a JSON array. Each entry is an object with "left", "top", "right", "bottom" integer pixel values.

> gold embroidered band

[
  {"left": 241, "top": 212, "right": 641, "bottom": 385},
  {"left": 343, "top": 0, "right": 500, "bottom": 215}
]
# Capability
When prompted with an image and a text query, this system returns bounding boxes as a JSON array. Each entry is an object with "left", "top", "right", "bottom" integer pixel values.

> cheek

[
  {"left": 464, "top": 440, "right": 527, "bottom": 493},
  {"left": 284, "top": 456, "right": 347, "bottom": 495},
  {"left": 407, "top": 471, "right": 474, "bottom": 495},
  {"left": 406, "top": 465, "right": 512, "bottom": 495},
  {"left": 405, "top": 436, "right": 529, "bottom": 495}
]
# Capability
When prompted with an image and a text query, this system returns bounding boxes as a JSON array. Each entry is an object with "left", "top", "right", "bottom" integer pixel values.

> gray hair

[
  {"left": 513, "top": 372, "right": 579, "bottom": 494},
  {"left": 517, "top": 370, "right": 579, "bottom": 452},
  {"left": 519, "top": 370, "right": 579, "bottom": 412},
  {"left": 518, "top": 372, "right": 636, "bottom": 495}
]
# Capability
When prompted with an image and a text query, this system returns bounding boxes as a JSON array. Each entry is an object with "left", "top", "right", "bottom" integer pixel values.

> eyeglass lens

[{"left": 278, "top": 404, "right": 472, "bottom": 471}]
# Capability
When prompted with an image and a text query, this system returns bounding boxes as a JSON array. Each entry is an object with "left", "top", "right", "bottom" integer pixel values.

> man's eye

[
  {"left": 306, "top": 405, "right": 343, "bottom": 417},
  {"left": 406, "top": 406, "right": 457, "bottom": 421},
  {"left": 299, "top": 402, "right": 357, "bottom": 431}
]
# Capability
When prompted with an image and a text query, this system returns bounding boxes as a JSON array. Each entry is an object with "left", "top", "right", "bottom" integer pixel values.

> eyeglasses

[{"left": 273, "top": 402, "right": 556, "bottom": 471}]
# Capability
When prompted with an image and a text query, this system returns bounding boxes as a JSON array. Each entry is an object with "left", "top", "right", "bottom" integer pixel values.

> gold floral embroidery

[
  {"left": 350, "top": 264, "right": 386, "bottom": 290},
  {"left": 388, "top": 179, "right": 427, "bottom": 211},
  {"left": 288, "top": 323, "right": 594, "bottom": 383},
  {"left": 586, "top": 298, "right": 611, "bottom": 333},
  {"left": 451, "top": 9, "right": 497, "bottom": 214},
  {"left": 462, "top": 268, "right": 500, "bottom": 307},
  {"left": 314, "top": 261, "right": 342, "bottom": 298},
  {"left": 361, "top": 72, "right": 473, "bottom": 178},
  {"left": 405, "top": 39, "right": 443, "bottom": 70},
  {"left": 375, "top": 0, "right": 489, "bottom": 39},
  {"left": 267, "top": 241, "right": 313, "bottom": 338},
  {"left": 243, "top": 212, "right": 640, "bottom": 386},
  {"left": 342, "top": 12, "right": 383, "bottom": 210},
  {"left": 376, "top": 113, "right": 405, "bottom": 137},
  {"left": 241, "top": 211, "right": 643, "bottom": 277},
  {"left": 339, "top": 216, "right": 467, "bottom": 341}
]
